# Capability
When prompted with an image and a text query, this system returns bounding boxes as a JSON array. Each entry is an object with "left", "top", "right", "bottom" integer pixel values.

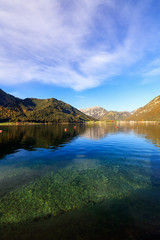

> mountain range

[
  {"left": 1, "top": 88, "right": 160, "bottom": 122},
  {"left": 0, "top": 89, "right": 94, "bottom": 123},
  {"left": 81, "top": 95, "right": 160, "bottom": 121},
  {"left": 80, "top": 106, "right": 131, "bottom": 120}
]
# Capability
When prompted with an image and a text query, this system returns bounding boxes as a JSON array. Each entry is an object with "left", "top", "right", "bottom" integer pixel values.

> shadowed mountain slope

[{"left": 0, "top": 89, "right": 94, "bottom": 123}]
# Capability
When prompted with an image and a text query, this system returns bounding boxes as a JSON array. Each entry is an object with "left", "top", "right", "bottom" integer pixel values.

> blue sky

[{"left": 0, "top": 0, "right": 160, "bottom": 111}]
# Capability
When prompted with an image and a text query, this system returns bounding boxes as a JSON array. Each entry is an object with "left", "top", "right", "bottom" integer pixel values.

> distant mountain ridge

[
  {"left": 80, "top": 106, "right": 107, "bottom": 119},
  {"left": 80, "top": 106, "right": 131, "bottom": 120},
  {"left": 127, "top": 95, "right": 160, "bottom": 121},
  {"left": 101, "top": 111, "right": 131, "bottom": 121},
  {"left": 0, "top": 89, "right": 94, "bottom": 123}
]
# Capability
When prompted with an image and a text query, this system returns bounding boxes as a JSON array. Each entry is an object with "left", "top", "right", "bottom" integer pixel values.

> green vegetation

[
  {"left": 101, "top": 111, "right": 131, "bottom": 121},
  {"left": 0, "top": 164, "right": 150, "bottom": 224},
  {"left": 0, "top": 122, "right": 14, "bottom": 125},
  {"left": 0, "top": 89, "right": 94, "bottom": 123}
]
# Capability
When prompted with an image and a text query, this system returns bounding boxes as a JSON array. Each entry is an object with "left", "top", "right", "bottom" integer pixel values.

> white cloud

[
  {"left": 141, "top": 58, "right": 160, "bottom": 84},
  {"left": 0, "top": 0, "right": 159, "bottom": 90}
]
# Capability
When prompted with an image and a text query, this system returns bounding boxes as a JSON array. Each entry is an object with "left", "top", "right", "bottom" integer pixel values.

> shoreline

[{"left": 0, "top": 120, "right": 160, "bottom": 126}]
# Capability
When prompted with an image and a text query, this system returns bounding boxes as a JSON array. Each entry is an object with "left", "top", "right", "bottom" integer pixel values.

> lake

[{"left": 0, "top": 122, "right": 160, "bottom": 240}]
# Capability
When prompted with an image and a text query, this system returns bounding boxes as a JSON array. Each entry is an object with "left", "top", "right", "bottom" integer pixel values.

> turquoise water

[{"left": 0, "top": 122, "right": 160, "bottom": 239}]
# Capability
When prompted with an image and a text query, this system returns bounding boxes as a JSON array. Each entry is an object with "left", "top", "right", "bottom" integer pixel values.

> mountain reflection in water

[{"left": 1, "top": 122, "right": 160, "bottom": 155}]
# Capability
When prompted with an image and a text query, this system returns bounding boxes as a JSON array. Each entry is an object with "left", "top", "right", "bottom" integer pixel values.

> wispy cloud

[
  {"left": 141, "top": 58, "right": 160, "bottom": 84},
  {"left": 0, "top": 0, "right": 159, "bottom": 90}
]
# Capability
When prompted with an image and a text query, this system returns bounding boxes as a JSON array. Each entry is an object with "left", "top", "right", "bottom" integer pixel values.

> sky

[{"left": 0, "top": 0, "right": 160, "bottom": 111}]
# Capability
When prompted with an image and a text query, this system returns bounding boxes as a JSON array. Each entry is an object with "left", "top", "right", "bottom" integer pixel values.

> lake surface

[{"left": 0, "top": 122, "right": 160, "bottom": 240}]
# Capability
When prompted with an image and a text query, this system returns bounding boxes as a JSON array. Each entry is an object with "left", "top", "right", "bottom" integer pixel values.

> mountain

[
  {"left": 80, "top": 106, "right": 131, "bottom": 120},
  {"left": 80, "top": 106, "right": 108, "bottom": 119},
  {"left": 127, "top": 95, "right": 160, "bottom": 121},
  {"left": 101, "top": 111, "right": 131, "bottom": 121},
  {"left": 0, "top": 89, "right": 94, "bottom": 123}
]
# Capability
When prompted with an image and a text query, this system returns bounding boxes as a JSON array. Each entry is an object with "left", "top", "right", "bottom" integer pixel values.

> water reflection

[
  {"left": 1, "top": 122, "right": 160, "bottom": 156},
  {"left": 83, "top": 122, "right": 160, "bottom": 188},
  {"left": 83, "top": 122, "right": 160, "bottom": 146},
  {"left": 81, "top": 123, "right": 116, "bottom": 139},
  {"left": 0, "top": 122, "right": 160, "bottom": 240},
  {"left": 0, "top": 124, "right": 86, "bottom": 196},
  {"left": 0, "top": 122, "right": 160, "bottom": 192},
  {"left": 0, "top": 124, "right": 86, "bottom": 159}
]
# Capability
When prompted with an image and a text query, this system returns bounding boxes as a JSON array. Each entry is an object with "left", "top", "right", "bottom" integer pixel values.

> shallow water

[{"left": 0, "top": 122, "right": 160, "bottom": 240}]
